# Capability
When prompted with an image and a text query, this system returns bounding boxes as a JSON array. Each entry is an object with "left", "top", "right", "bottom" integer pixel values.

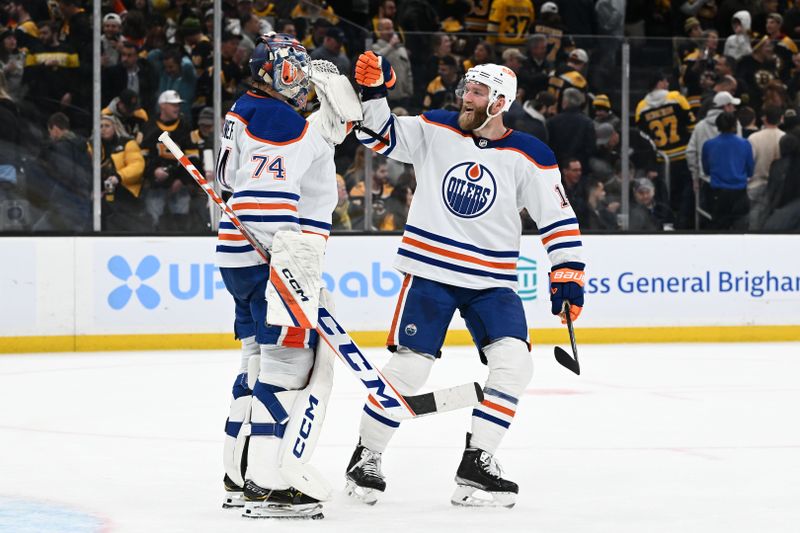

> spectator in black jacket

[
  {"left": 547, "top": 87, "right": 596, "bottom": 169},
  {"left": 102, "top": 41, "right": 158, "bottom": 112},
  {"left": 31, "top": 112, "right": 91, "bottom": 231}
]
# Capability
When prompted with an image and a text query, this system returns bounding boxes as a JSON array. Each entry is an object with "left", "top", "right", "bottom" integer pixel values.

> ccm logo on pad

[{"left": 282, "top": 268, "right": 310, "bottom": 302}]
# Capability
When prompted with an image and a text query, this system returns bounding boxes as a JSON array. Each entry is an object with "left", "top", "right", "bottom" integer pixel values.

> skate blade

[
  {"left": 222, "top": 491, "right": 244, "bottom": 509},
  {"left": 344, "top": 480, "right": 380, "bottom": 505},
  {"left": 242, "top": 501, "right": 323, "bottom": 520},
  {"left": 450, "top": 485, "right": 516, "bottom": 509}
]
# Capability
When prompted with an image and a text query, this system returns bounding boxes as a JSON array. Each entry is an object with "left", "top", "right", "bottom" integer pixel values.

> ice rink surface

[{"left": 1, "top": 342, "right": 799, "bottom": 533}]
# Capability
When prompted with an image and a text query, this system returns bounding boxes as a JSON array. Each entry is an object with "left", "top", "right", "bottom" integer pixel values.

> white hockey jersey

[
  {"left": 357, "top": 98, "right": 584, "bottom": 290},
  {"left": 215, "top": 91, "right": 338, "bottom": 268}
]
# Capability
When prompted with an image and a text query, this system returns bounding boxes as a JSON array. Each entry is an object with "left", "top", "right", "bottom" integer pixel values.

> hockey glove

[
  {"left": 354, "top": 51, "right": 396, "bottom": 100},
  {"left": 549, "top": 263, "right": 585, "bottom": 324}
]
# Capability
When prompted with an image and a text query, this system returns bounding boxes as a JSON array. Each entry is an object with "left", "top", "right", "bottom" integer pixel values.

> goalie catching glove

[
  {"left": 549, "top": 263, "right": 585, "bottom": 323},
  {"left": 354, "top": 51, "right": 396, "bottom": 100}
]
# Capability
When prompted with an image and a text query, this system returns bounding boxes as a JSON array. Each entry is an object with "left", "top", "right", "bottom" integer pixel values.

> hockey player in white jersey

[
  {"left": 215, "top": 34, "right": 338, "bottom": 519},
  {"left": 344, "top": 52, "right": 587, "bottom": 508}
]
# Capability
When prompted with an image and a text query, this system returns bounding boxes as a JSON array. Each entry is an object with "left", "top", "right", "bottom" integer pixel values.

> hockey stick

[
  {"left": 158, "top": 132, "right": 483, "bottom": 420},
  {"left": 554, "top": 302, "right": 580, "bottom": 375}
]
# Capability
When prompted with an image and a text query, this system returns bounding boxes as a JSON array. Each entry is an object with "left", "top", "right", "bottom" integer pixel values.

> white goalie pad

[
  {"left": 266, "top": 231, "right": 326, "bottom": 329},
  {"left": 310, "top": 59, "right": 363, "bottom": 123},
  {"left": 223, "top": 355, "right": 260, "bottom": 489},
  {"left": 277, "top": 289, "right": 336, "bottom": 501},
  {"left": 307, "top": 90, "right": 354, "bottom": 146}
]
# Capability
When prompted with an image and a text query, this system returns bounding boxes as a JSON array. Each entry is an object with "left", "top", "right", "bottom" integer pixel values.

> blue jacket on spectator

[
  {"left": 702, "top": 133, "right": 754, "bottom": 190},
  {"left": 147, "top": 49, "right": 197, "bottom": 117}
]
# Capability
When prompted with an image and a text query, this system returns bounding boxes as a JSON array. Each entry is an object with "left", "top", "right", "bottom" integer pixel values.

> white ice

[{"left": 1, "top": 343, "right": 799, "bottom": 533}]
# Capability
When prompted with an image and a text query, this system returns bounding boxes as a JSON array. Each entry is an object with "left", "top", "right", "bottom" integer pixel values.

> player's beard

[{"left": 458, "top": 102, "right": 489, "bottom": 131}]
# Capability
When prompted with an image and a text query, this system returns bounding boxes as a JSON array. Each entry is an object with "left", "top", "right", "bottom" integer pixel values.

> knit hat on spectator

[
  {"left": 326, "top": 27, "right": 345, "bottom": 43},
  {"left": 197, "top": 107, "right": 215, "bottom": 126},
  {"left": 158, "top": 90, "right": 184, "bottom": 105},
  {"left": 119, "top": 89, "right": 141, "bottom": 110},
  {"left": 634, "top": 178, "right": 655, "bottom": 193},
  {"left": 103, "top": 13, "right": 122, "bottom": 26},
  {"left": 684, "top": 17, "right": 700, "bottom": 32},
  {"left": 593, "top": 94, "right": 611, "bottom": 109},
  {"left": 569, "top": 48, "right": 589, "bottom": 64},
  {"left": 596, "top": 123, "right": 615, "bottom": 146},
  {"left": 180, "top": 17, "right": 202, "bottom": 36},
  {"left": 713, "top": 91, "right": 741, "bottom": 108},
  {"left": 0, "top": 26, "right": 12, "bottom": 41},
  {"left": 540, "top": 2, "right": 558, "bottom": 14}
]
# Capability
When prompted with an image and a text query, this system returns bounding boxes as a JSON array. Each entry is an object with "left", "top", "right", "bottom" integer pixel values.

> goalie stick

[
  {"left": 554, "top": 302, "right": 580, "bottom": 375},
  {"left": 158, "top": 132, "right": 483, "bottom": 420}
]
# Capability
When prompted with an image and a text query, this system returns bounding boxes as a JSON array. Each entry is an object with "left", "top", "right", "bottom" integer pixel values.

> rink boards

[{"left": 1, "top": 234, "right": 799, "bottom": 352}]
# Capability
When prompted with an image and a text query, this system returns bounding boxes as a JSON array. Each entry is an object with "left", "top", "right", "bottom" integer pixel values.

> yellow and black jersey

[
  {"left": 466, "top": 0, "right": 492, "bottom": 32},
  {"left": 635, "top": 91, "right": 695, "bottom": 162},
  {"left": 547, "top": 68, "right": 587, "bottom": 108},
  {"left": 487, "top": 0, "right": 534, "bottom": 46},
  {"left": 25, "top": 46, "right": 79, "bottom": 68},
  {"left": 534, "top": 22, "right": 563, "bottom": 63},
  {"left": 771, "top": 34, "right": 798, "bottom": 78}
]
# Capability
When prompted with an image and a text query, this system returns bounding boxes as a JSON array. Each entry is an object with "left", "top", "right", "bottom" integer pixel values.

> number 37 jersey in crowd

[
  {"left": 356, "top": 98, "right": 584, "bottom": 291},
  {"left": 215, "top": 91, "right": 337, "bottom": 268}
]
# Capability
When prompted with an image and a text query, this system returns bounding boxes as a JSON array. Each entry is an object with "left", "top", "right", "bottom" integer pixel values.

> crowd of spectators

[{"left": 0, "top": 0, "right": 799, "bottom": 233}]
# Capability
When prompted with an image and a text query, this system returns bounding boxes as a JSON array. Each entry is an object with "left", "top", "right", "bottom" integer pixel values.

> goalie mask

[
  {"left": 456, "top": 63, "right": 517, "bottom": 113},
  {"left": 250, "top": 33, "right": 311, "bottom": 108}
]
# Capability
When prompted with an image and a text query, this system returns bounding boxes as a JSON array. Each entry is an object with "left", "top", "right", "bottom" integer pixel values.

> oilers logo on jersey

[{"left": 442, "top": 162, "right": 497, "bottom": 219}]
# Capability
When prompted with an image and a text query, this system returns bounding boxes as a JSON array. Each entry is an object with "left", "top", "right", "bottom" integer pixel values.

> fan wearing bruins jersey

[
  {"left": 466, "top": 0, "right": 492, "bottom": 33},
  {"left": 547, "top": 48, "right": 588, "bottom": 109},
  {"left": 635, "top": 74, "right": 696, "bottom": 229},
  {"left": 486, "top": 0, "right": 534, "bottom": 48}
]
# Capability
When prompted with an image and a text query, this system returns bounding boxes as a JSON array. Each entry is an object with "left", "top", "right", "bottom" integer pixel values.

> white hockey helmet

[{"left": 458, "top": 63, "right": 518, "bottom": 112}]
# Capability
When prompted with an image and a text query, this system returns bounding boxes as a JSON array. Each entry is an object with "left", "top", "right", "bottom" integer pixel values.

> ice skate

[
  {"left": 344, "top": 442, "right": 386, "bottom": 505},
  {"left": 222, "top": 474, "right": 245, "bottom": 509},
  {"left": 451, "top": 435, "right": 518, "bottom": 508},
  {"left": 241, "top": 480, "right": 324, "bottom": 519}
]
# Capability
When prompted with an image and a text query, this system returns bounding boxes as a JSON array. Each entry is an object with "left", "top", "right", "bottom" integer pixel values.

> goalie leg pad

[
  {"left": 277, "top": 316, "right": 336, "bottom": 501},
  {"left": 266, "top": 231, "right": 326, "bottom": 329},
  {"left": 470, "top": 337, "right": 532, "bottom": 454},
  {"left": 223, "top": 346, "right": 260, "bottom": 492},
  {"left": 245, "top": 387, "right": 300, "bottom": 491},
  {"left": 359, "top": 347, "right": 435, "bottom": 453}
]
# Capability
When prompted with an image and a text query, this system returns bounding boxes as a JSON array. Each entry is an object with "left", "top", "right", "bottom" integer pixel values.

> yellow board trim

[{"left": 1, "top": 326, "right": 799, "bottom": 353}]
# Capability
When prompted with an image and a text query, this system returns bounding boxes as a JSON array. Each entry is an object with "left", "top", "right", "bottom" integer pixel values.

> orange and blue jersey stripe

[
  {"left": 538, "top": 217, "right": 582, "bottom": 254},
  {"left": 398, "top": 225, "right": 519, "bottom": 282}
]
